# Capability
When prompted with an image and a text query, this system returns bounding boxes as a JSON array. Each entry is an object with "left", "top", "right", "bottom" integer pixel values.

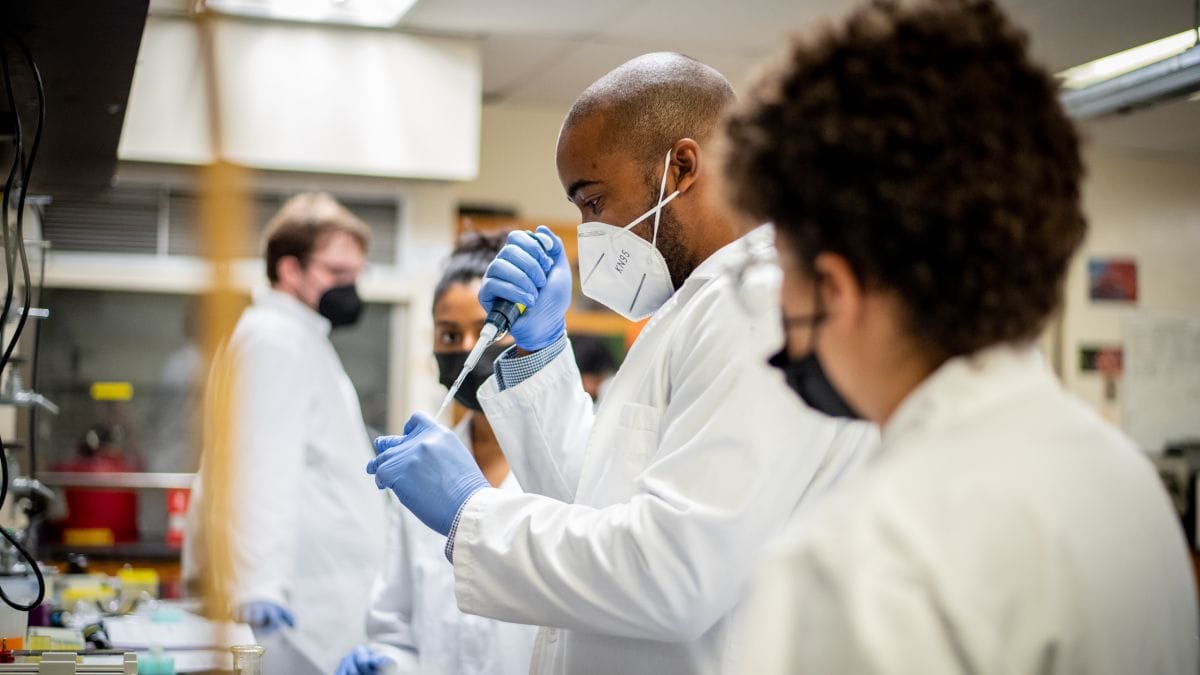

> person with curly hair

[{"left": 723, "top": 0, "right": 1199, "bottom": 672}]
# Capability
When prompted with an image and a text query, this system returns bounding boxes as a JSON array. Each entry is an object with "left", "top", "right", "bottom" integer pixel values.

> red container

[{"left": 55, "top": 455, "right": 140, "bottom": 544}]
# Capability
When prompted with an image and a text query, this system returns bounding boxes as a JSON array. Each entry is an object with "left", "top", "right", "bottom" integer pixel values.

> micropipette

[{"left": 433, "top": 231, "right": 555, "bottom": 421}]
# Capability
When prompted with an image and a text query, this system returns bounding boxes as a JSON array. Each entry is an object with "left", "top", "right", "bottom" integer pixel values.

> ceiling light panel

[{"left": 203, "top": 0, "right": 418, "bottom": 28}]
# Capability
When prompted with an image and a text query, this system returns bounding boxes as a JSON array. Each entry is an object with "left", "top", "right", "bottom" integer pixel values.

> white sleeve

[
  {"left": 477, "top": 344, "right": 594, "bottom": 502},
  {"left": 363, "top": 503, "right": 420, "bottom": 671},
  {"left": 220, "top": 328, "right": 309, "bottom": 609},
  {"left": 453, "top": 297, "right": 872, "bottom": 641}
]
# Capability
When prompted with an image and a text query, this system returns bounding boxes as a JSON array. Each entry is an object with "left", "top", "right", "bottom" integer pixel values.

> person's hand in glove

[
  {"left": 335, "top": 646, "right": 394, "bottom": 675},
  {"left": 478, "top": 226, "right": 572, "bottom": 352},
  {"left": 368, "top": 412, "right": 490, "bottom": 537},
  {"left": 238, "top": 601, "right": 295, "bottom": 636}
]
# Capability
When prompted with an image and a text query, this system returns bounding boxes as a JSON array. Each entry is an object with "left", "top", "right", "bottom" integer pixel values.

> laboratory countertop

[{"left": 44, "top": 542, "right": 182, "bottom": 563}]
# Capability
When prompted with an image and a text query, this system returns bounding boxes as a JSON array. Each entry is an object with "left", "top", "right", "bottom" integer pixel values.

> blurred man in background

[{"left": 186, "top": 193, "right": 390, "bottom": 675}]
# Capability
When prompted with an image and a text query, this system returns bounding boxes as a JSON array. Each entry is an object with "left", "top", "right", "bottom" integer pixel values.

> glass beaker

[
  {"left": 0, "top": 575, "right": 39, "bottom": 651},
  {"left": 230, "top": 644, "right": 265, "bottom": 675}
]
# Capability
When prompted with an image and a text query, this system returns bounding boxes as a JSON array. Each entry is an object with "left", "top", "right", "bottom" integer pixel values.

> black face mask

[
  {"left": 435, "top": 341, "right": 511, "bottom": 411},
  {"left": 317, "top": 284, "right": 363, "bottom": 328},
  {"left": 768, "top": 348, "right": 860, "bottom": 419}
]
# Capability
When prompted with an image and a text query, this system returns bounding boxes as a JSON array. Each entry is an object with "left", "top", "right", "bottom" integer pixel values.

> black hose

[
  {"left": 1, "top": 33, "right": 44, "bottom": 370},
  {"left": 0, "top": 32, "right": 47, "bottom": 612},
  {"left": 0, "top": 36, "right": 22, "bottom": 347}
]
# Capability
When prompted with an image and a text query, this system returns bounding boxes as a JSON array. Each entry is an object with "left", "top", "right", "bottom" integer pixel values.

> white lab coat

[
  {"left": 738, "top": 344, "right": 1200, "bottom": 674},
  {"left": 464, "top": 226, "right": 879, "bottom": 675},
  {"left": 363, "top": 413, "right": 536, "bottom": 674},
  {"left": 184, "top": 288, "right": 390, "bottom": 675}
]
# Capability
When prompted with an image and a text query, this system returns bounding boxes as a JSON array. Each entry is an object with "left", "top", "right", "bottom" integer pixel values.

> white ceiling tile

[
  {"left": 601, "top": 0, "right": 851, "bottom": 53},
  {"left": 478, "top": 35, "right": 580, "bottom": 99},
  {"left": 499, "top": 41, "right": 651, "bottom": 105},
  {"left": 408, "top": 0, "right": 1200, "bottom": 152},
  {"left": 401, "top": 0, "right": 637, "bottom": 35},
  {"left": 1001, "top": 0, "right": 1194, "bottom": 71},
  {"left": 497, "top": 39, "right": 765, "bottom": 105},
  {"left": 408, "top": 0, "right": 1199, "bottom": 74}
]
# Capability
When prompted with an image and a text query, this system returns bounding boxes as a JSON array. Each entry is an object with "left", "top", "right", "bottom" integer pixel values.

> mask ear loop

[
  {"left": 622, "top": 149, "right": 681, "bottom": 236},
  {"left": 651, "top": 149, "right": 672, "bottom": 247}
]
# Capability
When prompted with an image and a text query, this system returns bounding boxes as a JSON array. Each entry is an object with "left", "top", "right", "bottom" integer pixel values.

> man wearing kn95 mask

[{"left": 366, "top": 52, "right": 878, "bottom": 675}]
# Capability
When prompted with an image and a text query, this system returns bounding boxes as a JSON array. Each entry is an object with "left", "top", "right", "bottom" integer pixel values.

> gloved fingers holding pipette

[
  {"left": 479, "top": 257, "right": 538, "bottom": 309},
  {"left": 370, "top": 228, "right": 567, "bottom": 537},
  {"left": 368, "top": 411, "right": 489, "bottom": 537},
  {"left": 479, "top": 226, "right": 573, "bottom": 352},
  {"left": 480, "top": 229, "right": 554, "bottom": 308}
]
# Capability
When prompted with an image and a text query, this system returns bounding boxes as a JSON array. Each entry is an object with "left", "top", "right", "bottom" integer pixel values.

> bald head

[
  {"left": 556, "top": 54, "right": 740, "bottom": 290},
  {"left": 561, "top": 52, "right": 736, "bottom": 163}
]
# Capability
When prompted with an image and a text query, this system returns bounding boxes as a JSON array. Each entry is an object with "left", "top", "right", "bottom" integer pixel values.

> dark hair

[
  {"left": 263, "top": 192, "right": 371, "bottom": 283},
  {"left": 723, "top": 0, "right": 1086, "bottom": 360},
  {"left": 571, "top": 334, "right": 618, "bottom": 376},
  {"left": 433, "top": 229, "right": 509, "bottom": 311}
]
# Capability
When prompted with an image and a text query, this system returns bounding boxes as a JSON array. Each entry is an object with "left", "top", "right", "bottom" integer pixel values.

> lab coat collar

[
  {"left": 634, "top": 224, "right": 776, "bottom": 348},
  {"left": 882, "top": 342, "right": 1050, "bottom": 449},
  {"left": 252, "top": 286, "right": 333, "bottom": 336},
  {"left": 686, "top": 223, "right": 774, "bottom": 287},
  {"left": 631, "top": 224, "right": 774, "bottom": 349}
]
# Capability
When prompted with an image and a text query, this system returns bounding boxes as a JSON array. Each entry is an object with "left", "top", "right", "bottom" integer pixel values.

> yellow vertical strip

[{"left": 194, "top": 8, "right": 249, "bottom": 630}]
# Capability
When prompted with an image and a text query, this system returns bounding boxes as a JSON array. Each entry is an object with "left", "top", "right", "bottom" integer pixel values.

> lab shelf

[
  {"left": 42, "top": 541, "right": 182, "bottom": 563},
  {"left": 37, "top": 472, "right": 195, "bottom": 490},
  {"left": 2, "top": 308, "right": 49, "bottom": 322}
]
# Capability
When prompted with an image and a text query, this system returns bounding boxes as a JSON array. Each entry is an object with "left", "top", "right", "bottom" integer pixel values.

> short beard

[
  {"left": 632, "top": 171, "right": 694, "bottom": 290},
  {"left": 655, "top": 205, "right": 693, "bottom": 290}
]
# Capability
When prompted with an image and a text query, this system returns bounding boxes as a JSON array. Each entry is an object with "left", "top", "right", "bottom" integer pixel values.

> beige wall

[
  {"left": 452, "top": 102, "right": 577, "bottom": 225},
  {"left": 1058, "top": 148, "right": 1200, "bottom": 445}
]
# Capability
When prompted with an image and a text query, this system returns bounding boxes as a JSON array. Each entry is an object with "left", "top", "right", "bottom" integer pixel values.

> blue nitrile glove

[
  {"left": 335, "top": 646, "right": 392, "bottom": 675},
  {"left": 238, "top": 601, "right": 295, "bottom": 636},
  {"left": 478, "top": 226, "right": 573, "bottom": 351},
  {"left": 367, "top": 412, "right": 490, "bottom": 537}
]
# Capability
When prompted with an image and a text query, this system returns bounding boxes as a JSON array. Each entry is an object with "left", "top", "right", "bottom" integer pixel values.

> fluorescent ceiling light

[
  {"left": 1058, "top": 30, "right": 1199, "bottom": 90},
  {"left": 1060, "top": 44, "right": 1200, "bottom": 118},
  {"left": 202, "top": 0, "right": 419, "bottom": 28}
]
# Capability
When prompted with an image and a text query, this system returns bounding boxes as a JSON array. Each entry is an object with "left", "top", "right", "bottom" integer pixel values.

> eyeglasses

[
  {"left": 783, "top": 311, "right": 826, "bottom": 329},
  {"left": 306, "top": 257, "right": 366, "bottom": 284},
  {"left": 726, "top": 234, "right": 781, "bottom": 316},
  {"left": 724, "top": 232, "right": 828, "bottom": 342}
]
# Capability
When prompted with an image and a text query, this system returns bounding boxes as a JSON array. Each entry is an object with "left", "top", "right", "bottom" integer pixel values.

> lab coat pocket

[{"left": 616, "top": 402, "right": 662, "bottom": 469}]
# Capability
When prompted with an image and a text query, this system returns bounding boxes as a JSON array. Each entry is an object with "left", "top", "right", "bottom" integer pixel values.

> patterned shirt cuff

[
  {"left": 494, "top": 332, "right": 568, "bottom": 391},
  {"left": 444, "top": 494, "right": 473, "bottom": 563}
]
